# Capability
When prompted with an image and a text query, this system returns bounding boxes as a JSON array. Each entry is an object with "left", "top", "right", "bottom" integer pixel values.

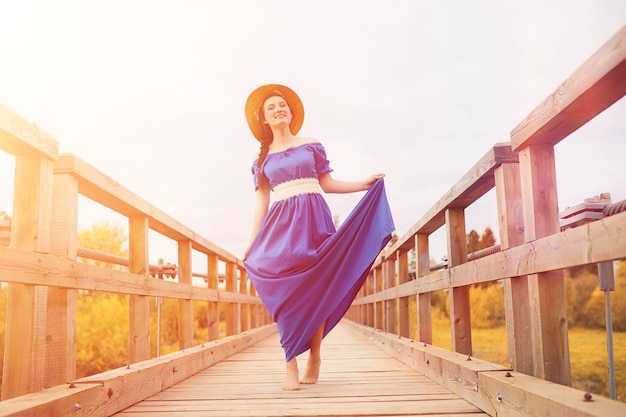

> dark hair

[{"left": 257, "top": 125, "right": 273, "bottom": 169}]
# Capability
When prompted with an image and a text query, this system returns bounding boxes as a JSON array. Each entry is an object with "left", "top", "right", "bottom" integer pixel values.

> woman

[{"left": 243, "top": 84, "right": 394, "bottom": 390}]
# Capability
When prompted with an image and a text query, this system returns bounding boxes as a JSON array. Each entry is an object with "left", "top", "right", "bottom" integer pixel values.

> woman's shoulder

[
  {"left": 296, "top": 137, "right": 322, "bottom": 147},
  {"left": 299, "top": 137, "right": 320, "bottom": 143}
]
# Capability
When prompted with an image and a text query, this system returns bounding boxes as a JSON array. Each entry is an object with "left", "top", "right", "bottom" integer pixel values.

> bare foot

[
  {"left": 283, "top": 358, "right": 300, "bottom": 390},
  {"left": 300, "top": 355, "right": 321, "bottom": 384}
]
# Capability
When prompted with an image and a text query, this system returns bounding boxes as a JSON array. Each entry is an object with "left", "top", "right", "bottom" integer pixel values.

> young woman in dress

[{"left": 243, "top": 84, "right": 394, "bottom": 390}]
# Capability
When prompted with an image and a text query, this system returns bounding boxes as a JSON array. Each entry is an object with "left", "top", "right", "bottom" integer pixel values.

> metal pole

[{"left": 598, "top": 261, "right": 616, "bottom": 400}]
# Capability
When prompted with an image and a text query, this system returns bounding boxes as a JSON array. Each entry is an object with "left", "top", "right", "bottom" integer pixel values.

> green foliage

[
  {"left": 430, "top": 290, "right": 449, "bottom": 317},
  {"left": 76, "top": 292, "right": 129, "bottom": 377},
  {"left": 470, "top": 282, "right": 505, "bottom": 329},
  {"left": 72, "top": 219, "right": 222, "bottom": 377},
  {"left": 591, "top": 260, "right": 626, "bottom": 331},
  {"left": 467, "top": 230, "right": 480, "bottom": 253},
  {"left": 75, "top": 292, "right": 221, "bottom": 378},
  {"left": 430, "top": 306, "right": 451, "bottom": 349},
  {"left": 466, "top": 226, "right": 496, "bottom": 253},
  {"left": 150, "top": 297, "right": 180, "bottom": 357},
  {"left": 565, "top": 267, "right": 600, "bottom": 327},
  {"left": 194, "top": 302, "right": 209, "bottom": 344},
  {"left": 479, "top": 227, "right": 496, "bottom": 249},
  {"left": 77, "top": 221, "right": 128, "bottom": 268},
  {"left": 566, "top": 260, "right": 626, "bottom": 330}
]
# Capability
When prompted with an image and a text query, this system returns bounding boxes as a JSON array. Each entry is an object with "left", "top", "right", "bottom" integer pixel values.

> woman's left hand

[{"left": 364, "top": 173, "right": 385, "bottom": 189}]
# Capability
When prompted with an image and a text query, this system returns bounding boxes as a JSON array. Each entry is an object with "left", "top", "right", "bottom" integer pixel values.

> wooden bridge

[{"left": 0, "top": 26, "right": 625, "bottom": 417}]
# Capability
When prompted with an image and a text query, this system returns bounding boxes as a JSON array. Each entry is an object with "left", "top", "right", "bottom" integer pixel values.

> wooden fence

[
  {"left": 347, "top": 24, "right": 626, "bottom": 417},
  {"left": 0, "top": 102, "right": 272, "bottom": 414}
]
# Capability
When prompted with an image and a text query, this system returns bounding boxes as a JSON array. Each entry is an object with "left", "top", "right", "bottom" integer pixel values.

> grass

[
  {"left": 569, "top": 328, "right": 626, "bottom": 401},
  {"left": 428, "top": 315, "right": 626, "bottom": 402}
]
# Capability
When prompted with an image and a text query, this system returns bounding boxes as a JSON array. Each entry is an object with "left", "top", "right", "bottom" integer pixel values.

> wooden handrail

[
  {"left": 389, "top": 142, "right": 518, "bottom": 253},
  {"left": 54, "top": 153, "right": 240, "bottom": 265},
  {"left": 511, "top": 25, "right": 626, "bottom": 150},
  {"left": 0, "top": 103, "right": 59, "bottom": 159},
  {"left": 350, "top": 24, "right": 626, "bottom": 410},
  {"left": 353, "top": 210, "right": 626, "bottom": 305},
  {"left": 0, "top": 113, "right": 267, "bottom": 403}
]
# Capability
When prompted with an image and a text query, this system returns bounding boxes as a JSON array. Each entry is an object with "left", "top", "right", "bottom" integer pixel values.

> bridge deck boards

[{"left": 114, "top": 323, "right": 488, "bottom": 417}]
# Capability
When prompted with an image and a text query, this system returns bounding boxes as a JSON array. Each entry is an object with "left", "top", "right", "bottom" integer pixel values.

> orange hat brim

[{"left": 245, "top": 84, "right": 304, "bottom": 141}]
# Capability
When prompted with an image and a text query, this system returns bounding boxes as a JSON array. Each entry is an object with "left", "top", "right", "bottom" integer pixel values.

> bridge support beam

[
  {"left": 2, "top": 155, "right": 54, "bottom": 400},
  {"left": 45, "top": 172, "right": 79, "bottom": 387},
  {"left": 446, "top": 208, "right": 472, "bottom": 356},
  {"left": 518, "top": 144, "right": 571, "bottom": 385},
  {"left": 129, "top": 215, "right": 151, "bottom": 363},
  {"left": 495, "top": 162, "right": 534, "bottom": 375}
]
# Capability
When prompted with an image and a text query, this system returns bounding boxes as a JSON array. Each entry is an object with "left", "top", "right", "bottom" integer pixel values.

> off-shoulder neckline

[{"left": 266, "top": 141, "right": 321, "bottom": 156}]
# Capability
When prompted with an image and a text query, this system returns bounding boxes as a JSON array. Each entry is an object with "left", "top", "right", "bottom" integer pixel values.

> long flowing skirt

[{"left": 244, "top": 179, "right": 394, "bottom": 361}]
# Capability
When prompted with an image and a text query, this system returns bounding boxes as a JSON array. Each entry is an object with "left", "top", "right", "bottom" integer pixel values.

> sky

[{"left": 1, "top": 0, "right": 625, "bottom": 268}]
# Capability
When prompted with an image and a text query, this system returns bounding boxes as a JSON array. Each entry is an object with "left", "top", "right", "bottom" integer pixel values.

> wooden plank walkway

[{"left": 114, "top": 323, "right": 488, "bottom": 417}]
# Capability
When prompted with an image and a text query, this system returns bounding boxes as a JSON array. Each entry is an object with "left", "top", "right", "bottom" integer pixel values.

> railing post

[
  {"left": 252, "top": 282, "right": 268, "bottom": 327},
  {"left": 248, "top": 280, "right": 259, "bottom": 329},
  {"left": 374, "top": 266, "right": 384, "bottom": 331},
  {"left": 225, "top": 262, "right": 238, "bottom": 335},
  {"left": 397, "top": 249, "right": 410, "bottom": 338},
  {"left": 383, "top": 256, "right": 397, "bottom": 334},
  {"left": 2, "top": 154, "right": 54, "bottom": 400},
  {"left": 128, "top": 215, "right": 150, "bottom": 363},
  {"left": 363, "top": 270, "right": 376, "bottom": 327},
  {"left": 363, "top": 274, "right": 371, "bottom": 326},
  {"left": 446, "top": 207, "right": 472, "bottom": 355},
  {"left": 178, "top": 239, "right": 194, "bottom": 349},
  {"left": 207, "top": 254, "right": 220, "bottom": 340},
  {"left": 495, "top": 161, "right": 534, "bottom": 374},
  {"left": 518, "top": 144, "right": 571, "bottom": 385},
  {"left": 46, "top": 171, "right": 79, "bottom": 387},
  {"left": 239, "top": 266, "right": 250, "bottom": 331},
  {"left": 415, "top": 234, "right": 432, "bottom": 343}
]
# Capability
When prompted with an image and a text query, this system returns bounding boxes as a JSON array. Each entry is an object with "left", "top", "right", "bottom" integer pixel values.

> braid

[
  {"left": 256, "top": 125, "right": 273, "bottom": 186},
  {"left": 257, "top": 133, "right": 272, "bottom": 169},
  {"left": 256, "top": 100, "right": 274, "bottom": 166}
]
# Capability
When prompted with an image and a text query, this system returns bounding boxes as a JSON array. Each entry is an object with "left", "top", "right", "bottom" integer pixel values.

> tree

[
  {"left": 77, "top": 221, "right": 128, "bottom": 269},
  {"left": 479, "top": 227, "right": 496, "bottom": 249},
  {"left": 75, "top": 222, "right": 225, "bottom": 376},
  {"left": 468, "top": 227, "right": 499, "bottom": 293},
  {"left": 565, "top": 268, "right": 599, "bottom": 327},
  {"left": 579, "top": 260, "right": 626, "bottom": 330},
  {"left": 467, "top": 230, "right": 480, "bottom": 253},
  {"left": 76, "top": 222, "right": 130, "bottom": 377},
  {"left": 613, "top": 260, "right": 626, "bottom": 331},
  {"left": 466, "top": 227, "right": 496, "bottom": 253},
  {"left": 470, "top": 283, "right": 505, "bottom": 328},
  {"left": 76, "top": 293, "right": 129, "bottom": 376}
]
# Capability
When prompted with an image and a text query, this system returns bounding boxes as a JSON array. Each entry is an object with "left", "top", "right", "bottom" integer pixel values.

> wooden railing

[
  {"left": 347, "top": 24, "right": 626, "bottom": 417},
  {"left": 0, "top": 102, "right": 271, "bottom": 414}
]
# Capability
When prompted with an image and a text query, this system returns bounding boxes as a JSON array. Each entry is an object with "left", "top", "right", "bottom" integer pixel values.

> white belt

[{"left": 274, "top": 178, "right": 320, "bottom": 201}]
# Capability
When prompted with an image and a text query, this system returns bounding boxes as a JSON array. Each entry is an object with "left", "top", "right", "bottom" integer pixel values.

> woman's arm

[
  {"left": 243, "top": 182, "right": 270, "bottom": 260},
  {"left": 318, "top": 172, "right": 385, "bottom": 194}
]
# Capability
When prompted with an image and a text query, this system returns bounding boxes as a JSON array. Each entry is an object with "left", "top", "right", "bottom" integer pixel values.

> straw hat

[{"left": 245, "top": 84, "right": 304, "bottom": 141}]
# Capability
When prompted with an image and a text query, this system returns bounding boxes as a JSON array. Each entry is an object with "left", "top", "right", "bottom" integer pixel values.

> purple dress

[{"left": 243, "top": 142, "right": 394, "bottom": 361}]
